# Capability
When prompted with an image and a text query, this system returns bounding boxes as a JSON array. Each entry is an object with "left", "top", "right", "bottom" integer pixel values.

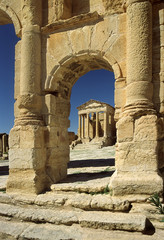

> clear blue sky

[{"left": 0, "top": 24, "right": 115, "bottom": 134}]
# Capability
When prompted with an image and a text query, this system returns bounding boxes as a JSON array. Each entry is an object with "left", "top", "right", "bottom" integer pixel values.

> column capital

[{"left": 125, "top": 0, "right": 152, "bottom": 8}]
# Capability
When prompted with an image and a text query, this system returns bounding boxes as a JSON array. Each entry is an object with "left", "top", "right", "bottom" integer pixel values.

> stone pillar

[
  {"left": 2, "top": 134, "right": 7, "bottom": 154},
  {"left": 96, "top": 112, "right": 99, "bottom": 138},
  {"left": 125, "top": 0, "right": 153, "bottom": 110},
  {"left": 0, "top": 137, "right": 2, "bottom": 156},
  {"left": 7, "top": 0, "right": 48, "bottom": 194},
  {"left": 78, "top": 114, "right": 81, "bottom": 139},
  {"left": 86, "top": 113, "right": 90, "bottom": 139},
  {"left": 81, "top": 115, "right": 84, "bottom": 139},
  {"left": 110, "top": 0, "right": 163, "bottom": 198},
  {"left": 103, "top": 112, "right": 107, "bottom": 138}
]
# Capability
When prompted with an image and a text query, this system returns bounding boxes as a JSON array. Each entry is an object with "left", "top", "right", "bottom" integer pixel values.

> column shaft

[
  {"left": 78, "top": 115, "right": 81, "bottom": 138},
  {"left": 96, "top": 112, "right": 99, "bottom": 138},
  {"left": 104, "top": 112, "right": 107, "bottom": 138},
  {"left": 126, "top": 0, "right": 153, "bottom": 110},
  {"left": 86, "top": 113, "right": 89, "bottom": 138},
  {"left": 16, "top": 0, "right": 43, "bottom": 123},
  {"left": 81, "top": 115, "right": 84, "bottom": 139}
]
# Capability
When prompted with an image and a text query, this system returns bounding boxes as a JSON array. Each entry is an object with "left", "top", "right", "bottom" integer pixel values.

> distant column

[
  {"left": 81, "top": 115, "right": 84, "bottom": 139},
  {"left": 86, "top": 113, "right": 90, "bottom": 138},
  {"left": 78, "top": 114, "right": 81, "bottom": 138},
  {"left": 96, "top": 112, "right": 99, "bottom": 138},
  {"left": 2, "top": 134, "right": 7, "bottom": 154},
  {"left": 0, "top": 137, "right": 2, "bottom": 155},
  {"left": 104, "top": 112, "right": 107, "bottom": 138}
]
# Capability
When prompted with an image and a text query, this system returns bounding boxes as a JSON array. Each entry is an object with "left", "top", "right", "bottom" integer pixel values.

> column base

[
  {"left": 123, "top": 100, "right": 155, "bottom": 116},
  {"left": 7, "top": 169, "right": 50, "bottom": 195},
  {"left": 110, "top": 170, "right": 163, "bottom": 197},
  {"left": 6, "top": 124, "right": 49, "bottom": 194}
]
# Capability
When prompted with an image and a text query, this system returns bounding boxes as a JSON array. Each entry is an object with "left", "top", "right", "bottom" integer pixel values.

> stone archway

[
  {"left": 43, "top": 52, "right": 121, "bottom": 186},
  {"left": 0, "top": 3, "right": 22, "bottom": 37}
]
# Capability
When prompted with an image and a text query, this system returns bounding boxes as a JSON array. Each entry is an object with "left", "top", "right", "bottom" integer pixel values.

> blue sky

[{"left": 0, "top": 24, "right": 115, "bottom": 134}]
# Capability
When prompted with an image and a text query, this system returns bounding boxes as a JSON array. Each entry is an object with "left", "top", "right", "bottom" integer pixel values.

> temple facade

[{"left": 77, "top": 100, "right": 115, "bottom": 146}]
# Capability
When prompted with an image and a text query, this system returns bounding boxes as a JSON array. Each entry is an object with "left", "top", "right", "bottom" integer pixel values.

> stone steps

[
  {"left": 0, "top": 193, "right": 163, "bottom": 239},
  {"left": 0, "top": 202, "right": 149, "bottom": 233},
  {"left": 0, "top": 192, "right": 130, "bottom": 212},
  {"left": 1, "top": 215, "right": 163, "bottom": 240},
  {"left": 74, "top": 143, "right": 102, "bottom": 150}
]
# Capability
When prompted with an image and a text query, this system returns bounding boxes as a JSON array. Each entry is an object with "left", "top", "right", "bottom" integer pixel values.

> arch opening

[{"left": 44, "top": 55, "right": 118, "bottom": 191}]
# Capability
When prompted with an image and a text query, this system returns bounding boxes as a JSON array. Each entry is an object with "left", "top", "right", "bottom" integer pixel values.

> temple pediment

[{"left": 77, "top": 99, "right": 114, "bottom": 111}]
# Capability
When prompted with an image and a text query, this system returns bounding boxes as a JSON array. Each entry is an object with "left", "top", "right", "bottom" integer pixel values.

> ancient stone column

[
  {"left": 103, "top": 112, "right": 107, "bottom": 138},
  {"left": 7, "top": 0, "right": 48, "bottom": 194},
  {"left": 0, "top": 137, "right": 2, "bottom": 156},
  {"left": 17, "top": 0, "right": 43, "bottom": 123},
  {"left": 110, "top": 0, "right": 163, "bottom": 197},
  {"left": 78, "top": 114, "right": 81, "bottom": 139},
  {"left": 2, "top": 134, "right": 7, "bottom": 154},
  {"left": 125, "top": 0, "right": 153, "bottom": 110},
  {"left": 81, "top": 115, "right": 84, "bottom": 139},
  {"left": 96, "top": 112, "right": 99, "bottom": 138},
  {"left": 86, "top": 113, "right": 90, "bottom": 139}
]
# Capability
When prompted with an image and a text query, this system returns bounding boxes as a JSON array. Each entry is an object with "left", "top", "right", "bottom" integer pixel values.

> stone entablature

[{"left": 77, "top": 100, "right": 115, "bottom": 145}]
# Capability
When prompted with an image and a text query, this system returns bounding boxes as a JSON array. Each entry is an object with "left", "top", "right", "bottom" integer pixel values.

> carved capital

[{"left": 125, "top": 0, "right": 152, "bottom": 8}]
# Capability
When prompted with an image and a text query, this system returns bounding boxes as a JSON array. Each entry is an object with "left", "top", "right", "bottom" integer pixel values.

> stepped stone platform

[{"left": 0, "top": 146, "right": 164, "bottom": 239}]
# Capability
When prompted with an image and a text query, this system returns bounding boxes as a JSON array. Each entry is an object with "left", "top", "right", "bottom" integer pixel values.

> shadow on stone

[
  {"left": 0, "top": 166, "right": 9, "bottom": 176},
  {"left": 68, "top": 158, "right": 115, "bottom": 168},
  {"left": 59, "top": 171, "right": 114, "bottom": 183}
]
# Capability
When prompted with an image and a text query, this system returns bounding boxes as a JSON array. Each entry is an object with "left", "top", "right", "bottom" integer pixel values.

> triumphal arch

[{"left": 0, "top": 0, "right": 164, "bottom": 198}]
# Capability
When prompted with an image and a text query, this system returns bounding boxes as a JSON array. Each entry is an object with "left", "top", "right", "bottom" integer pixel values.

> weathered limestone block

[
  {"left": 9, "top": 148, "right": 46, "bottom": 169},
  {"left": 47, "top": 31, "right": 73, "bottom": 71},
  {"left": 69, "top": 26, "right": 91, "bottom": 54},
  {"left": 115, "top": 78, "right": 126, "bottom": 111},
  {"left": 134, "top": 115, "right": 158, "bottom": 141},
  {"left": 7, "top": 125, "right": 48, "bottom": 194},
  {"left": 9, "top": 126, "right": 20, "bottom": 149},
  {"left": 7, "top": 168, "right": 48, "bottom": 195},
  {"left": 102, "top": 0, "right": 124, "bottom": 14},
  {"left": 117, "top": 116, "right": 134, "bottom": 142},
  {"left": 90, "top": 16, "right": 117, "bottom": 53},
  {"left": 46, "top": 148, "right": 68, "bottom": 183},
  {"left": 109, "top": 35, "right": 126, "bottom": 65},
  {"left": 110, "top": 171, "right": 163, "bottom": 196},
  {"left": 116, "top": 141, "right": 158, "bottom": 172}
]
